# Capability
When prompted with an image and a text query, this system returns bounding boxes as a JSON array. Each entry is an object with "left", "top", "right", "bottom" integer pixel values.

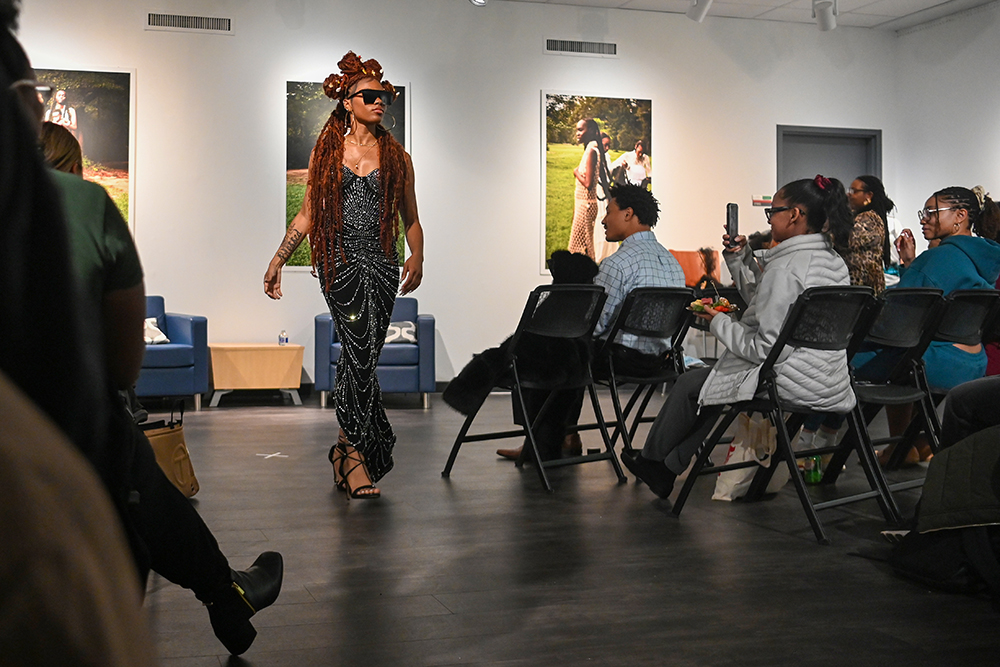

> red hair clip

[{"left": 814, "top": 174, "right": 832, "bottom": 190}]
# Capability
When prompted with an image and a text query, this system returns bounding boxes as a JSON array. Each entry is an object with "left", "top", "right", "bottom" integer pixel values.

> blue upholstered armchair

[
  {"left": 135, "top": 296, "right": 209, "bottom": 410},
  {"left": 315, "top": 297, "right": 435, "bottom": 409}
]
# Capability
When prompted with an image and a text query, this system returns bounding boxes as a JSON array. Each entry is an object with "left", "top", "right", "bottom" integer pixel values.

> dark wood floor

[{"left": 146, "top": 390, "right": 998, "bottom": 666}]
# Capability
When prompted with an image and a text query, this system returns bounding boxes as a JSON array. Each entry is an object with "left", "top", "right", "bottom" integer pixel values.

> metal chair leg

[
  {"left": 821, "top": 404, "right": 883, "bottom": 484},
  {"left": 744, "top": 412, "right": 805, "bottom": 501},
  {"left": 442, "top": 411, "right": 478, "bottom": 477},
  {"left": 672, "top": 409, "right": 739, "bottom": 517},
  {"left": 511, "top": 369, "right": 552, "bottom": 492},
  {"left": 769, "top": 406, "right": 829, "bottom": 545},
  {"left": 606, "top": 362, "right": 634, "bottom": 454},
  {"left": 588, "top": 384, "right": 626, "bottom": 483},
  {"left": 628, "top": 384, "right": 659, "bottom": 443},
  {"left": 846, "top": 407, "right": 903, "bottom": 524},
  {"left": 914, "top": 361, "right": 943, "bottom": 452},
  {"left": 886, "top": 412, "right": 927, "bottom": 469}
]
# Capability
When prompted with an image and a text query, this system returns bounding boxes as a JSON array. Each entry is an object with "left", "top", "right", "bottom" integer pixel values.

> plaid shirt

[{"left": 594, "top": 230, "right": 686, "bottom": 353}]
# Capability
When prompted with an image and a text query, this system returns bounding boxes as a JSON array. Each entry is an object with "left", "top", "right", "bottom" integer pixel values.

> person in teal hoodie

[
  {"left": 894, "top": 186, "right": 1000, "bottom": 388},
  {"left": 863, "top": 186, "right": 1000, "bottom": 463}
]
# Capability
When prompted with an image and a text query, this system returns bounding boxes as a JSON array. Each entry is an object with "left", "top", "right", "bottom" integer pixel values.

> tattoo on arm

[{"left": 275, "top": 228, "right": 304, "bottom": 262}]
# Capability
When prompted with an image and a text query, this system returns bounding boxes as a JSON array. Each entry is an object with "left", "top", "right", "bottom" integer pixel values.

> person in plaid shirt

[
  {"left": 593, "top": 184, "right": 685, "bottom": 354},
  {"left": 497, "top": 184, "right": 683, "bottom": 461}
]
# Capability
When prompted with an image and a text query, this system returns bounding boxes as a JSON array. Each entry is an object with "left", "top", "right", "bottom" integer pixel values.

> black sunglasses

[{"left": 348, "top": 89, "right": 393, "bottom": 106}]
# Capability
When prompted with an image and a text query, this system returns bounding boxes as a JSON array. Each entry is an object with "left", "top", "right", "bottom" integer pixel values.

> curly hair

[
  {"left": 608, "top": 183, "right": 659, "bottom": 227},
  {"left": 307, "top": 51, "right": 406, "bottom": 290}
]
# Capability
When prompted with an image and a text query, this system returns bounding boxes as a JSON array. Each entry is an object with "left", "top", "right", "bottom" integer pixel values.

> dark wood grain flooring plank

[{"left": 143, "top": 392, "right": 994, "bottom": 666}]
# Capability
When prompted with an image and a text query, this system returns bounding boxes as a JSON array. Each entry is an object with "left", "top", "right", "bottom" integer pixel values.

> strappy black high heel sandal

[
  {"left": 340, "top": 447, "right": 380, "bottom": 499},
  {"left": 328, "top": 441, "right": 348, "bottom": 492}
]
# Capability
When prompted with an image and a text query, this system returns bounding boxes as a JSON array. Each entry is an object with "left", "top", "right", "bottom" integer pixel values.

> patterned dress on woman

[
  {"left": 317, "top": 166, "right": 400, "bottom": 482},
  {"left": 568, "top": 140, "right": 599, "bottom": 260},
  {"left": 844, "top": 209, "right": 886, "bottom": 294}
]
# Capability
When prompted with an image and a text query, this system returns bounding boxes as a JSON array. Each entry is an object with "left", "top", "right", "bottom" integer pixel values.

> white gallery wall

[
  {"left": 894, "top": 3, "right": 1000, "bottom": 222},
  {"left": 17, "top": 0, "right": 999, "bottom": 382}
]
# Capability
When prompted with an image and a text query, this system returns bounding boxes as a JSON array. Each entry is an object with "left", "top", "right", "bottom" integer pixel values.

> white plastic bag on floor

[{"left": 712, "top": 413, "right": 791, "bottom": 501}]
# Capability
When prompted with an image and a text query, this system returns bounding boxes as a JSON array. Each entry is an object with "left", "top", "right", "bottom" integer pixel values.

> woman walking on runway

[{"left": 265, "top": 51, "right": 424, "bottom": 499}]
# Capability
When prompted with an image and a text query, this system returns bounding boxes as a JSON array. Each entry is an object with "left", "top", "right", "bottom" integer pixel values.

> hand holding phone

[
  {"left": 722, "top": 232, "right": 747, "bottom": 252},
  {"left": 723, "top": 203, "right": 740, "bottom": 249}
]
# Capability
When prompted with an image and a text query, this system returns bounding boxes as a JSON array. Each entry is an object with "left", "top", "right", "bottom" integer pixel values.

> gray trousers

[{"left": 642, "top": 366, "right": 724, "bottom": 475}]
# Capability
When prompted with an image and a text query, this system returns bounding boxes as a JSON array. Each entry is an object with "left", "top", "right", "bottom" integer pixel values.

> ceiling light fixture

[
  {"left": 469, "top": 0, "right": 487, "bottom": 6},
  {"left": 813, "top": 0, "right": 837, "bottom": 31},
  {"left": 685, "top": 0, "right": 713, "bottom": 23}
]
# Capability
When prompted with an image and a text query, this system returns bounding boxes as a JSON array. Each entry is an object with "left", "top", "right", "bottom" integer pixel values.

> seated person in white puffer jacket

[{"left": 622, "top": 176, "right": 858, "bottom": 499}]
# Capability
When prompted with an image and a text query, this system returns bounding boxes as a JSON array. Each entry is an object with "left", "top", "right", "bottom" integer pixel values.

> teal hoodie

[
  {"left": 895, "top": 234, "right": 1000, "bottom": 389},
  {"left": 898, "top": 235, "right": 1000, "bottom": 292}
]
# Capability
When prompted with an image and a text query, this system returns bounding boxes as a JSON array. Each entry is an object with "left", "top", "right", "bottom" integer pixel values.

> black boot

[
  {"left": 206, "top": 551, "right": 283, "bottom": 655},
  {"left": 621, "top": 450, "right": 676, "bottom": 499}
]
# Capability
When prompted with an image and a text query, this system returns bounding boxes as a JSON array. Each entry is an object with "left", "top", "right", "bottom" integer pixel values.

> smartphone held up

[{"left": 723, "top": 203, "right": 739, "bottom": 248}]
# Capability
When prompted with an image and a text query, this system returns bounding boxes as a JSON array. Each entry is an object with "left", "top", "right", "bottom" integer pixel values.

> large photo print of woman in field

[
  {"left": 35, "top": 68, "right": 131, "bottom": 226},
  {"left": 544, "top": 93, "right": 651, "bottom": 270},
  {"left": 286, "top": 81, "right": 406, "bottom": 267}
]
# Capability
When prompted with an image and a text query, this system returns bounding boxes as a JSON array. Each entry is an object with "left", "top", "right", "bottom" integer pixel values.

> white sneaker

[
  {"left": 793, "top": 429, "right": 818, "bottom": 451},
  {"left": 793, "top": 429, "right": 818, "bottom": 471},
  {"left": 814, "top": 428, "right": 839, "bottom": 449}
]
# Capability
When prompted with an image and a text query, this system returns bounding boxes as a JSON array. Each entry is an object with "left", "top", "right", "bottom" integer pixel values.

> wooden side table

[{"left": 208, "top": 343, "right": 305, "bottom": 407}]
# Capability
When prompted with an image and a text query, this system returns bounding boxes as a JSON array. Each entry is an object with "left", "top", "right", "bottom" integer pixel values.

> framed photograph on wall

[
  {"left": 35, "top": 68, "right": 135, "bottom": 231},
  {"left": 285, "top": 81, "right": 408, "bottom": 268},
  {"left": 542, "top": 91, "right": 652, "bottom": 273}
]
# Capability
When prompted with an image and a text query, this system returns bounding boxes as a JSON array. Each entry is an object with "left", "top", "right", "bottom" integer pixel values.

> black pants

[
  {"left": 642, "top": 366, "right": 724, "bottom": 475},
  {"left": 514, "top": 387, "right": 582, "bottom": 460},
  {"left": 109, "top": 400, "right": 231, "bottom": 601},
  {"left": 940, "top": 375, "right": 1000, "bottom": 449}
]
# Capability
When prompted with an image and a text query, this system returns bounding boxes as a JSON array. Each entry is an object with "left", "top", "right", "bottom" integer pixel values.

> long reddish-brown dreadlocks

[{"left": 308, "top": 51, "right": 407, "bottom": 290}]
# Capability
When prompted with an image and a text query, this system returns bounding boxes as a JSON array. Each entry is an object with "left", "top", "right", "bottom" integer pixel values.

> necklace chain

[{"left": 347, "top": 137, "right": 378, "bottom": 171}]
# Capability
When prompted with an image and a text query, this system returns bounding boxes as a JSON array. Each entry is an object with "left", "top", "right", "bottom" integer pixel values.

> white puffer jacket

[{"left": 698, "top": 233, "right": 856, "bottom": 413}]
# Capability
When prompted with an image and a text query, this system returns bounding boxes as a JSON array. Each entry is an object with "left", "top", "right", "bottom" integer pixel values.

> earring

[
  {"left": 344, "top": 110, "right": 354, "bottom": 137},
  {"left": 381, "top": 111, "right": 397, "bottom": 132}
]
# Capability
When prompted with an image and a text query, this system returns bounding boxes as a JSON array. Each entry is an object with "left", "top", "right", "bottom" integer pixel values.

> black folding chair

[
  {"left": 820, "top": 288, "right": 944, "bottom": 493},
  {"left": 581, "top": 287, "right": 695, "bottom": 454},
  {"left": 984, "top": 299, "right": 1000, "bottom": 347},
  {"left": 440, "top": 285, "right": 624, "bottom": 492},
  {"left": 882, "top": 289, "right": 1000, "bottom": 471},
  {"left": 671, "top": 286, "right": 887, "bottom": 545}
]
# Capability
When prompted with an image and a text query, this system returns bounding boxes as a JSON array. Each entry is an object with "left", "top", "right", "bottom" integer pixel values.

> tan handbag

[
  {"left": 141, "top": 405, "right": 199, "bottom": 498},
  {"left": 712, "top": 413, "right": 790, "bottom": 501}
]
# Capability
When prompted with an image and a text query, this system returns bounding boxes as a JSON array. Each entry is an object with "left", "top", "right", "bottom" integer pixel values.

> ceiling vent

[
  {"left": 545, "top": 39, "right": 617, "bottom": 58},
  {"left": 146, "top": 13, "right": 233, "bottom": 34}
]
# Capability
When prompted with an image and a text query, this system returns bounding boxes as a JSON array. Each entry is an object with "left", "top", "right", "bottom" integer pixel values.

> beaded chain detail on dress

[{"left": 318, "top": 166, "right": 400, "bottom": 482}]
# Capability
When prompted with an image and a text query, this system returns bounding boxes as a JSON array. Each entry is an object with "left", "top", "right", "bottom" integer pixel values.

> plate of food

[{"left": 688, "top": 296, "right": 737, "bottom": 313}]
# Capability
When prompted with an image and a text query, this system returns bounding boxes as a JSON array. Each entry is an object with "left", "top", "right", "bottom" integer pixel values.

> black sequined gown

[{"left": 318, "top": 166, "right": 399, "bottom": 482}]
